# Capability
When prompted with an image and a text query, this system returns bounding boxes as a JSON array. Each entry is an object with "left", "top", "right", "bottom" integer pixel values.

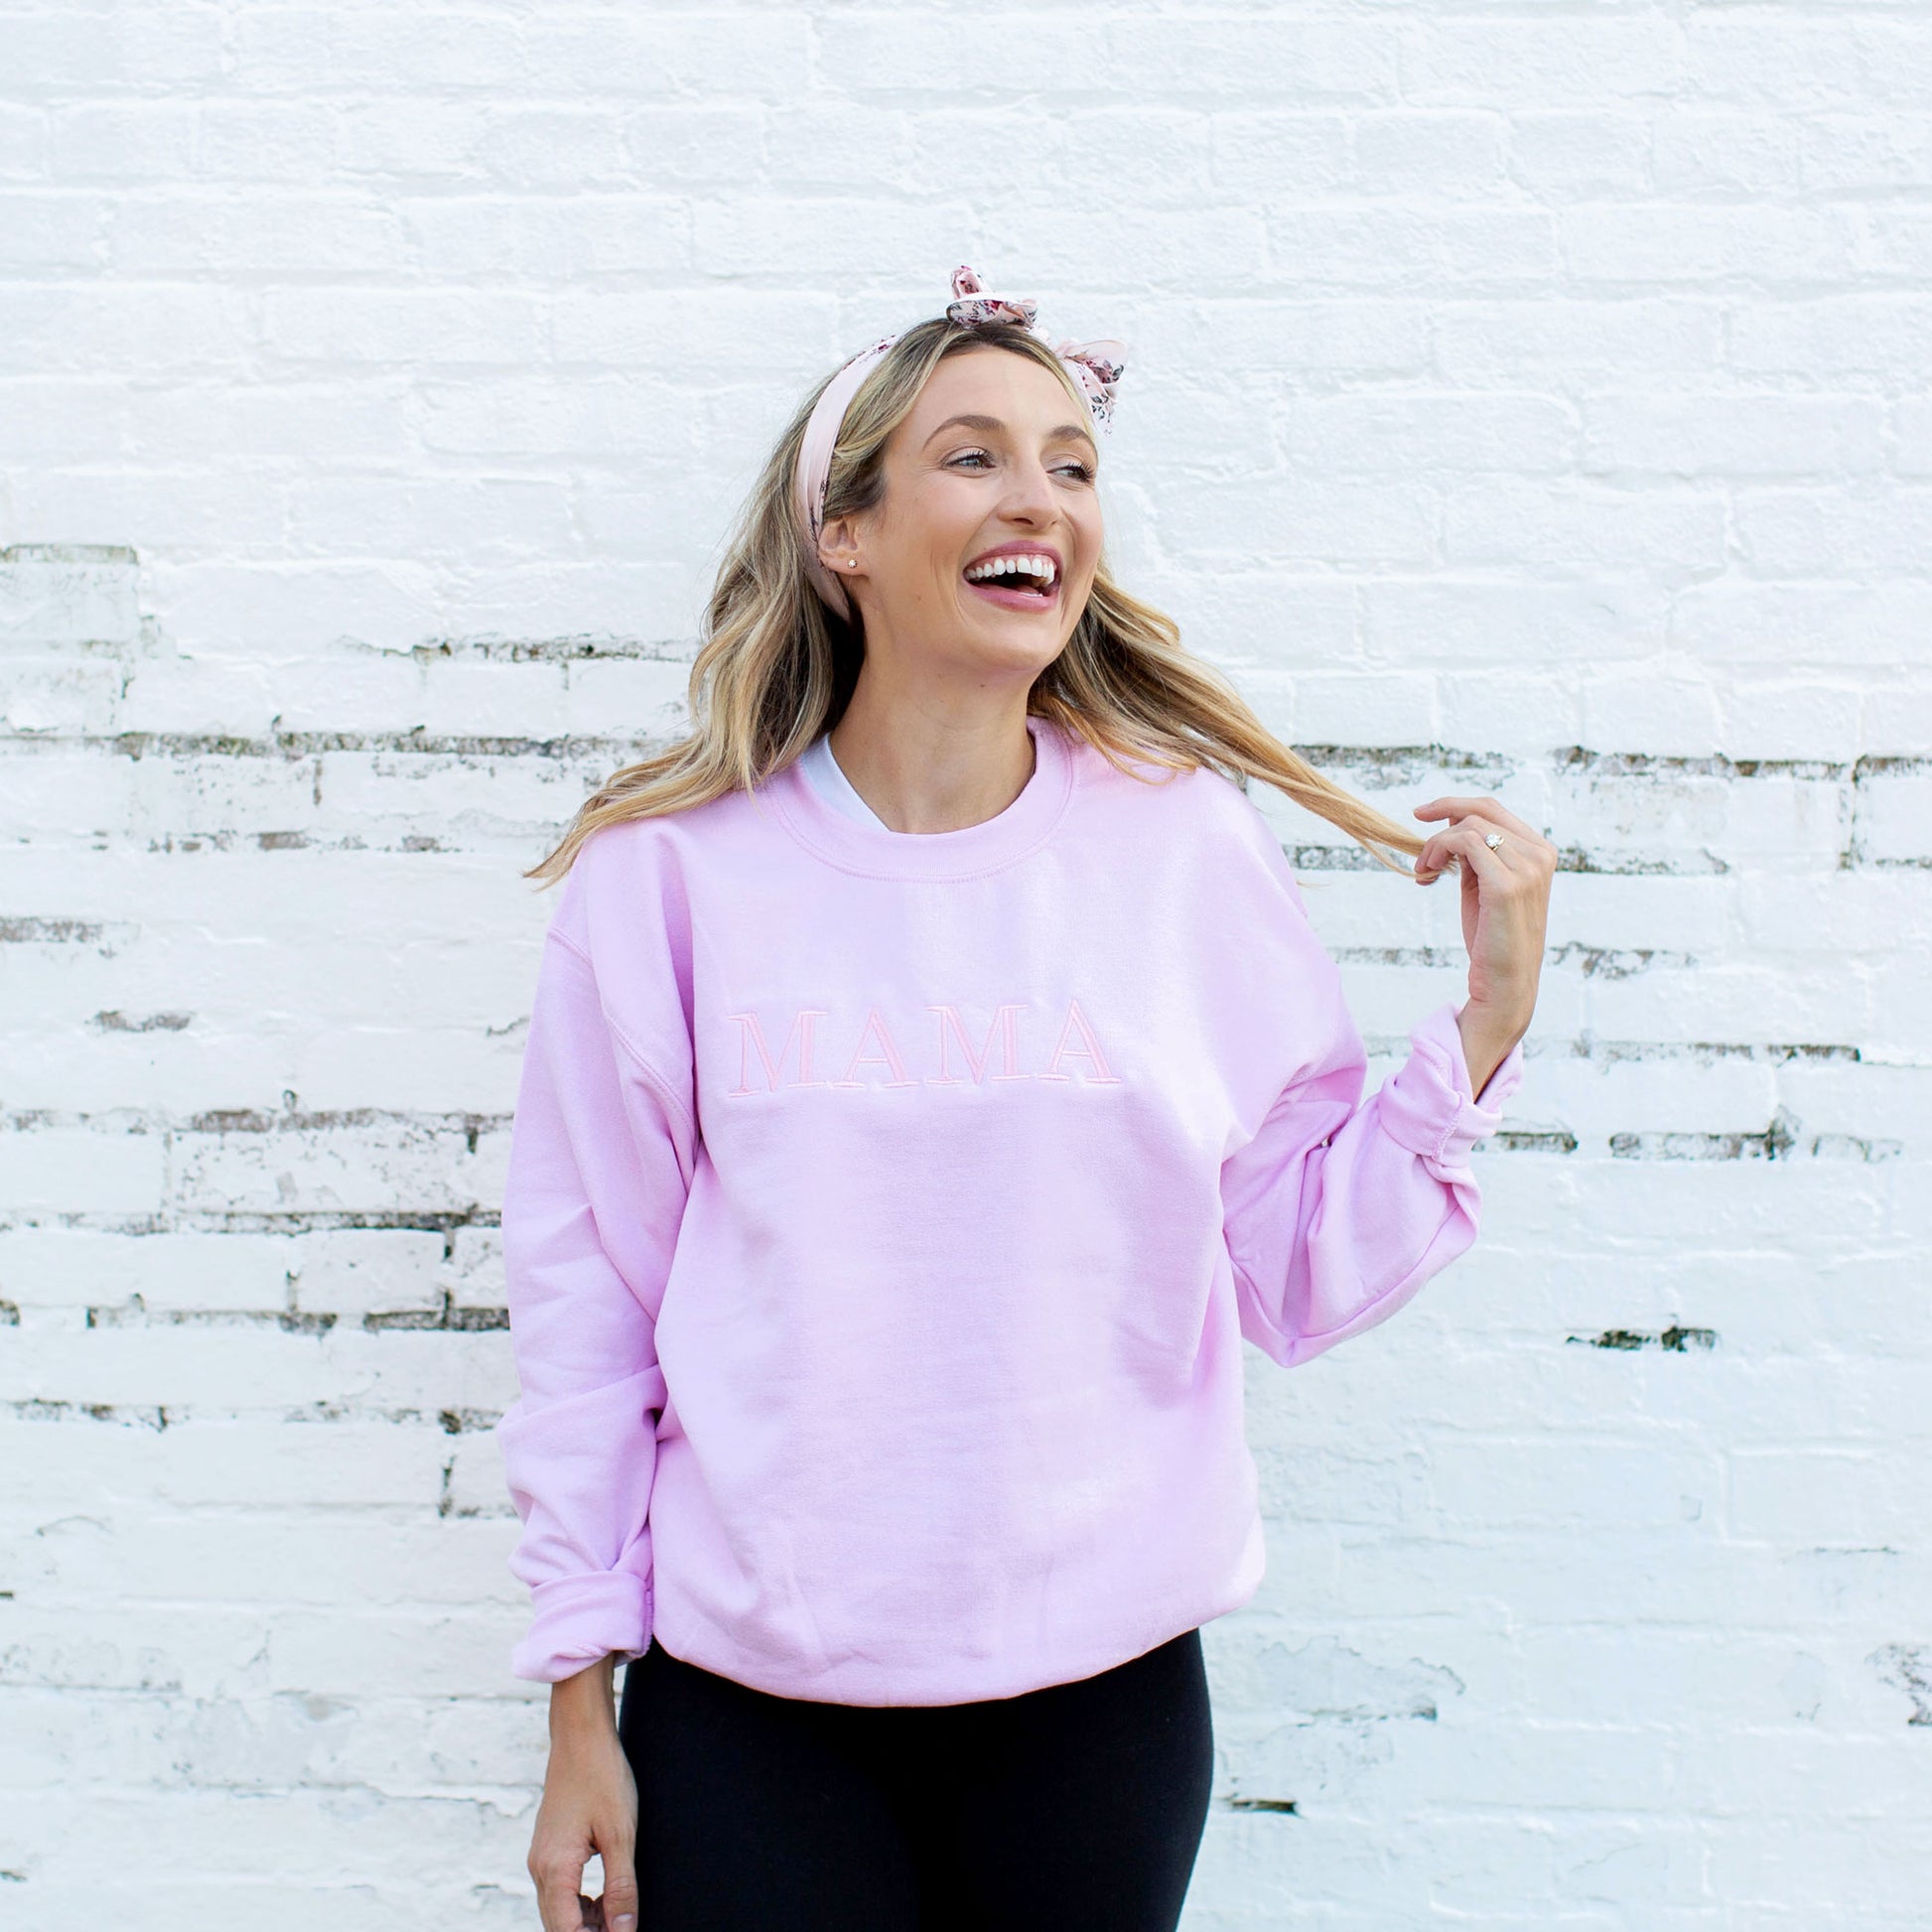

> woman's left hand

[{"left": 1412, "top": 794, "right": 1558, "bottom": 1094}]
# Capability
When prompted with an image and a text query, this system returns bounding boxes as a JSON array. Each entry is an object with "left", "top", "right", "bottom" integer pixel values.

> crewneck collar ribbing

[{"left": 766, "top": 714, "right": 1076, "bottom": 882}]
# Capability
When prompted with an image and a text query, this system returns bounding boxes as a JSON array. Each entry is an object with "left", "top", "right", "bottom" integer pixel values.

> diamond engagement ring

[{"left": 1484, "top": 831, "right": 1506, "bottom": 851}]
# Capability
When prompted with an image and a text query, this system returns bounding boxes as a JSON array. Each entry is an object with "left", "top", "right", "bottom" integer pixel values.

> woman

[{"left": 497, "top": 266, "right": 1556, "bottom": 1932}]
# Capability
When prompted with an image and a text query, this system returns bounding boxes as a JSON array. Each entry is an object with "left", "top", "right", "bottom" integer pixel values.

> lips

[{"left": 961, "top": 543, "right": 1062, "bottom": 609}]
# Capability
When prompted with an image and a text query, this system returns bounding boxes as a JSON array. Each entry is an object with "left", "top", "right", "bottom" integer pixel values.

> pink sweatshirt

[{"left": 496, "top": 714, "right": 1525, "bottom": 1704}]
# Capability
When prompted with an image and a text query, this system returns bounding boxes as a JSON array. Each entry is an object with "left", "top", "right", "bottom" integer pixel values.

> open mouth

[{"left": 963, "top": 552, "right": 1059, "bottom": 608}]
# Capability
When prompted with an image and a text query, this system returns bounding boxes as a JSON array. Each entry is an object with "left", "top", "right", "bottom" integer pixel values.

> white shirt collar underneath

[{"left": 799, "top": 731, "right": 893, "bottom": 831}]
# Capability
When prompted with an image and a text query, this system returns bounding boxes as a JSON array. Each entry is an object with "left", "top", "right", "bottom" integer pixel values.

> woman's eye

[{"left": 946, "top": 450, "right": 1094, "bottom": 482}]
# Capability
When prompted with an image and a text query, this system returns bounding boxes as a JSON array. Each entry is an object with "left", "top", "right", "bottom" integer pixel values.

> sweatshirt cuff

[
  {"left": 509, "top": 1571, "right": 653, "bottom": 1684},
  {"left": 1378, "top": 1000, "right": 1524, "bottom": 1173}
]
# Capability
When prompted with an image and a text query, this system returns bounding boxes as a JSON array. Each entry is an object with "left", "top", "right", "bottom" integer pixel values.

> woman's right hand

[{"left": 528, "top": 1657, "right": 639, "bottom": 1932}]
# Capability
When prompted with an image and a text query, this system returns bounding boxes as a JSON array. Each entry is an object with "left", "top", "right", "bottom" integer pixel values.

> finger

[
  {"left": 1413, "top": 795, "right": 1553, "bottom": 853},
  {"left": 530, "top": 1855, "right": 589, "bottom": 1932},
  {"left": 1416, "top": 818, "right": 1518, "bottom": 886},
  {"left": 1417, "top": 809, "right": 1530, "bottom": 878},
  {"left": 1416, "top": 814, "right": 1490, "bottom": 879},
  {"left": 597, "top": 1838, "right": 638, "bottom": 1932},
  {"left": 1413, "top": 793, "right": 1535, "bottom": 839}
]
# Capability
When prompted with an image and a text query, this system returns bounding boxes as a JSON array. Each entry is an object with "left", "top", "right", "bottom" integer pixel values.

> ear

[{"left": 817, "top": 512, "right": 862, "bottom": 581}]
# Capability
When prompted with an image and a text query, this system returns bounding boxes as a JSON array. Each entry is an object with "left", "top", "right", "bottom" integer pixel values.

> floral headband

[{"left": 793, "top": 264, "right": 1129, "bottom": 621}]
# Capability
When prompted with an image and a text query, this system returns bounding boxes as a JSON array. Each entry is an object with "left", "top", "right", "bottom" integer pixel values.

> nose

[{"left": 995, "top": 453, "right": 1060, "bottom": 526}]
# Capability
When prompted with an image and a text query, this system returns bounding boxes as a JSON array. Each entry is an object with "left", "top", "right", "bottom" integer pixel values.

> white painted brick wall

[{"left": 3, "top": 5, "right": 1929, "bottom": 1926}]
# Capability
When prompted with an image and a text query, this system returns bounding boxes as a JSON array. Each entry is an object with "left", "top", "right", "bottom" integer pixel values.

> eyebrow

[{"left": 921, "top": 412, "right": 1098, "bottom": 456}]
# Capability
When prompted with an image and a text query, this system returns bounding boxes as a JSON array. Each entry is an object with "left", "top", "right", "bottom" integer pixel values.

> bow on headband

[
  {"left": 794, "top": 264, "right": 1130, "bottom": 621},
  {"left": 945, "top": 266, "right": 1128, "bottom": 431}
]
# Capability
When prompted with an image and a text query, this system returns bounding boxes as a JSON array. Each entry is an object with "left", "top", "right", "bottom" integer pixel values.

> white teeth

[{"left": 966, "top": 553, "right": 1057, "bottom": 587}]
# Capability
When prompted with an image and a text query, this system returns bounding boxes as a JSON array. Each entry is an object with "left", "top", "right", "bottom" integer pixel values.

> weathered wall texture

[{"left": 3, "top": 4, "right": 1929, "bottom": 1926}]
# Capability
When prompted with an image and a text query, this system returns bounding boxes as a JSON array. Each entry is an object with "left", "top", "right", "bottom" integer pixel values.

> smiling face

[{"left": 818, "top": 345, "right": 1104, "bottom": 679}]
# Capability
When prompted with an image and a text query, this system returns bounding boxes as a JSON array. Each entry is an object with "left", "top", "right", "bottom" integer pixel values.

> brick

[
  {"left": 1292, "top": 392, "right": 1576, "bottom": 475},
  {"left": 1563, "top": 205, "right": 1853, "bottom": 285},
  {"left": 49, "top": 103, "right": 197, "bottom": 183},
  {"left": 517, "top": 11, "right": 814, "bottom": 101},
  {"left": 1650, "top": 111, "right": 1803, "bottom": 196},
  {"left": 1674, "top": 580, "right": 1932, "bottom": 665},
  {"left": 624, "top": 104, "right": 768, "bottom": 188},
  {"left": 1800, "top": 114, "right": 1932, "bottom": 193},
  {"left": 1443, "top": 479, "right": 1728, "bottom": 572},
  {"left": 0, "top": 284, "right": 256, "bottom": 375},
  {"left": 1506, "top": 111, "right": 1649, "bottom": 195},
  {"left": 478, "top": 109, "right": 630, "bottom": 193},
  {"left": 1161, "top": 477, "right": 1437, "bottom": 567},
  {"left": 0, "top": 102, "right": 47, "bottom": 181},
  {"left": 1729, "top": 295, "right": 1932, "bottom": 376},
  {"left": 228, "top": 11, "right": 525, "bottom": 94},
  {"left": 106, "top": 196, "right": 412, "bottom": 276},
  {"left": 0, "top": 192, "right": 109, "bottom": 269},
  {"left": 1365, "top": 578, "right": 1668, "bottom": 667},
  {"left": 1402, "top": 19, "right": 1684, "bottom": 106},
  {"left": 1353, "top": 110, "right": 1506, "bottom": 195},
  {"left": 1433, "top": 297, "right": 1724, "bottom": 382},
  {"left": 405, "top": 194, "right": 688, "bottom": 281},
  {"left": 263, "top": 289, "right": 544, "bottom": 368},
  {"left": 1144, "top": 297, "right": 1430, "bottom": 379},
  {"left": 1683, "top": 19, "right": 1932, "bottom": 109},
  {"left": 1580, "top": 393, "right": 1886, "bottom": 479},
  {"left": 198, "top": 104, "right": 339, "bottom": 184},
  {"left": 1263, "top": 207, "right": 1558, "bottom": 290},
  {"left": 3, "top": 9, "right": 226, "bottom": 92},
  {"left": 1733, "top": 488, "right": 1932, "bottom": 576}
]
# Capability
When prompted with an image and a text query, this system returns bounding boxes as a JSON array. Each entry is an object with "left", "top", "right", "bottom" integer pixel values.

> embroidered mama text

[{"left": 724, "top": 1001, "right": 1122, "bottom": 1096}]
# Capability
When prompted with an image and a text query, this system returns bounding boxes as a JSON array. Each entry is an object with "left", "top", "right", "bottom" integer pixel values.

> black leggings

[{"left": 616, "top": 1627, "right": 1215, "bottom": 1931}]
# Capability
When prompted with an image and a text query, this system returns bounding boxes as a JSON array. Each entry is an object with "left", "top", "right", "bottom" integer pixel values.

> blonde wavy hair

[{"left": 525, "top": 314, "right": 1427, "bottom": 887}]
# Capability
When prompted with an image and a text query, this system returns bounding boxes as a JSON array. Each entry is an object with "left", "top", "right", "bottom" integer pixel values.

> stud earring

[{"left": 846, "top": 560, "right": 856, "bottom": 569}]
